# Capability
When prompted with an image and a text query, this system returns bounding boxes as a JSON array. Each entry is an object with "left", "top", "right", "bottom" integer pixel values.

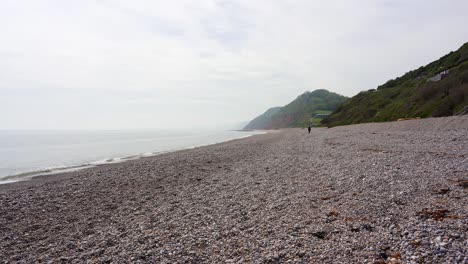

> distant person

[{"left": 308, "top": 125, "right": 311, "bottom": 134}]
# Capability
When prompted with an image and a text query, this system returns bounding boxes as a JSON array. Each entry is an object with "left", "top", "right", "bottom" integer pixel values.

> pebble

[{"left": 0, "top": 116, "right": 467, "bottom": 263}]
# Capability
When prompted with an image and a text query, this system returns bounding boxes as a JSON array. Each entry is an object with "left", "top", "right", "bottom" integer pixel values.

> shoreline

[
  {"left": 0, "top": 116, "right": 467, "bottom": 262},
  {"left": 0, "top": 130, "right": 267, "bottom": 189}
]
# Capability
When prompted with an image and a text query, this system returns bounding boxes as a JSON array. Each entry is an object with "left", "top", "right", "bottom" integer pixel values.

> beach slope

[{"left": 1, "top": 116, "right": 467, "bottom": 263}]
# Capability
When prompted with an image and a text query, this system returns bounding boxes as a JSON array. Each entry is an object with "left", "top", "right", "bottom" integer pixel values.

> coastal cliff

[
  {"left": 323, "top": 42, "right": 468, "bottom": 127},
  {"left": 244, "top": 89, "right": 347, "bottom": 129}
]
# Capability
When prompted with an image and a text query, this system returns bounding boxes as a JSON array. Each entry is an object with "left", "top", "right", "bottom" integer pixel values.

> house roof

[{"left": 312, "top": 114, "right": 330, "bottom": 118}]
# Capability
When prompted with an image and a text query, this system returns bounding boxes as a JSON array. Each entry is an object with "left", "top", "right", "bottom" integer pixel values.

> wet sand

[{"left": 0, "top": 116, "right": 467, "bottom": 263}]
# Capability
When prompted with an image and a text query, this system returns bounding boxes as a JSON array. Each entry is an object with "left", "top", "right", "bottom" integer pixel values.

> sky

[{"left": 1, "top": 0, "right": 467, "bottom": 130}]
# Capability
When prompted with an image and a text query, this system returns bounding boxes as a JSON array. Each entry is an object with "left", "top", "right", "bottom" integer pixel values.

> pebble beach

[{"left": 1, "top": 116, "right": 467, "bottom": 263}]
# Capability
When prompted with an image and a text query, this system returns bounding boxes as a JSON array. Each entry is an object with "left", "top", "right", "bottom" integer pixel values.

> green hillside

[
  {"left": 244, "top": 89, "right": 348, "bottom": 129},
  {"left": 243, "top": 107, "right": 281, "bottom": 130},
  {"left": 322, "top": 42, "right": 468, "bottom": 127}
]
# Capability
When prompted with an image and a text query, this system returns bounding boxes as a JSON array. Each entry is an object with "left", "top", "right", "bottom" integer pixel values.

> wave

[
  {"left": 0, "top": 132, "right": 263, "bottom": 185},
  {"left": 0, "top": 164, "right": 93, "bottom": 184}
]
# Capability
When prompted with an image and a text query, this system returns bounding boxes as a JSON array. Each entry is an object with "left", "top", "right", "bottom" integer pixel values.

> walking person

[{"left": 308, "top": 124, "right": 311, "bottom": 134}]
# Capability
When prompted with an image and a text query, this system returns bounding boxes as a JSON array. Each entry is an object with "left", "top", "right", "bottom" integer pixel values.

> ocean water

[{"left": 0, "top": 129, "right": 261, "bottom": 183}]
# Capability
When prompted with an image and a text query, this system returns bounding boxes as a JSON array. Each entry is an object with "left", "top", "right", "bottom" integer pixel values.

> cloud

[{"left": 0, "top": 0, "right": 467, "bottom": 129}]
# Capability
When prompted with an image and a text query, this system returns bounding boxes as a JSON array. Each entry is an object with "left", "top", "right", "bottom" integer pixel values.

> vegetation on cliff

[
  {"left": 322, "top": 42, "right": 468, "bottom": 127},
  {"left": 244, "top": 89, "right": 347, "bottom": 129}
]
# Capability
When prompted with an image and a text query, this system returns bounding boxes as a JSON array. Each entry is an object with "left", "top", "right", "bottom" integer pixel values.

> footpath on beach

[{"left": 0, "top": 116, "right": 467, "bottom": 263}]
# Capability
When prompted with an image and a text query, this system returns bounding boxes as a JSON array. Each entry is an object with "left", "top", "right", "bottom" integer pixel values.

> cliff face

[
  {"left": 322, "top": 42, "right": 468, "bottom": 127},
  {"left": 244, "top": 89, "right": 348, "bottom": 129},
  {"left": 243, "top": 107, "right": 281, "bottom": 130}
]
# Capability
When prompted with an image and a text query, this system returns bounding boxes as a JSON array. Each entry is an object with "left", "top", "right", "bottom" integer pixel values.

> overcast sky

[{"left": 1, "top": 0, "right": 467, "bottom": 130}]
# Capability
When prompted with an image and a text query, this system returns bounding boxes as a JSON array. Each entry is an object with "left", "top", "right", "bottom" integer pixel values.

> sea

[{"left": 0, "top": 129, "right": 261, "bottom": 184}]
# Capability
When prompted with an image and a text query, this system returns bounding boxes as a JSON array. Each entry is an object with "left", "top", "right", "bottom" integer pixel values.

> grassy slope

[
  {"left": 244, "top": 107, "right": 282, "bottom": 130},
  {"left": 323, "top": 42, "right": 468, "bottom": 127},
  {"left": 244, "top": 89, "right": 347, "bottom": 129}
]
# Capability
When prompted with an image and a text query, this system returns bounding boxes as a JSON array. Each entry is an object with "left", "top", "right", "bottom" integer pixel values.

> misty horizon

[{"left": 1, "top": 0, "right": 467, "bottom": 130}]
